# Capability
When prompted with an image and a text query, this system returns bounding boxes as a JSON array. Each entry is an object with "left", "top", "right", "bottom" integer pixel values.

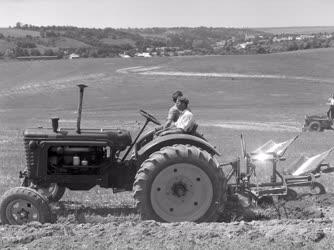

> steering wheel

[{"left": 139, "top": 109, "right": 161, "bottom": 125}]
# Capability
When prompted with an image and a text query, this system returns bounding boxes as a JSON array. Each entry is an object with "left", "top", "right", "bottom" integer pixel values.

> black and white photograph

[{"left": 1, "top": 0, "right": 334, "bottom": 249}]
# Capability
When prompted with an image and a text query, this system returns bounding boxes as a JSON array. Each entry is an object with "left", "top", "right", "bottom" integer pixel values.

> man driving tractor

[{"left": 157, "top": 96, "right": 195, "bottom": 136}]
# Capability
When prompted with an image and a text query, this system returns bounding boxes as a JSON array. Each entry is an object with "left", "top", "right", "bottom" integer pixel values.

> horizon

[
  {"left": 1, "top": 0, "right": 334, "bottom": 29},
  {"left": 2, "top": 24, "right": 334, "bottom": 30}
]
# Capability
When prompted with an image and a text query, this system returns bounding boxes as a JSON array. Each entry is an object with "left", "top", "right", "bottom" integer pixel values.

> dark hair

[
  {"left": 178, "top": 96, "right": 189, "bottom": 106},
  {"left": 172, "top": 90, "right": 183, "bottom": 102}
]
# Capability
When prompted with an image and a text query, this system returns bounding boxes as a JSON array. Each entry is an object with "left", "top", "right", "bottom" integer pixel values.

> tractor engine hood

[{"left": 23, "top": 127, "right": 132, "bottom": 150}]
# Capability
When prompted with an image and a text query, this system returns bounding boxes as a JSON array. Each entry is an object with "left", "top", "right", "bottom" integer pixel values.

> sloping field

[
  {"left": 1, "top": 48, "right": 334, "bottom": 249},
  {"left": 100, "top": 37, "right": 136, "bottom": 46},
  {"left": 255, "top": 26, "right": 334, "bottom": 34},
  {"left": 53, "top": 37, "right": 91, "bottom": 48},
  {"left": 0, "top": 28, "right": 40, "bottom": 37}
]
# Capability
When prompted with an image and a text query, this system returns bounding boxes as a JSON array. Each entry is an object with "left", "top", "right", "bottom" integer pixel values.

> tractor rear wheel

[
  {"left": 308, "top": 121, "right": 322, "bottom": 132},
  {"left": 0, "top": 187, "right": 52, "bottom": 225},
  {"left": 134, "top": 145, "right": 226, "bottom": 222}
]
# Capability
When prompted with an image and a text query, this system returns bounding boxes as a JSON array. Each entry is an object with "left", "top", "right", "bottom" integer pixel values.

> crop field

[{"left": 1, "top": 48, "right": 334, "bottom": 249}]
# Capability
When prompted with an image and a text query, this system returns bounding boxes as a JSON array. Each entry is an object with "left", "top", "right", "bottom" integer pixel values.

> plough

[{"left": 221, "top": 134, "right": 334, "bottom": 204}]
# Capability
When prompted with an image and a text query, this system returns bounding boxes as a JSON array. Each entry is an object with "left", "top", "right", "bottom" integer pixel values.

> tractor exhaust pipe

[{"left": 76, "top": 84, "right": 87, "bottom": 134}]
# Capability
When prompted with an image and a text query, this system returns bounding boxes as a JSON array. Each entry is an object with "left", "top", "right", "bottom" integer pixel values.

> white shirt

[
  {"left": 328, "top": 97, "right": 334, "bottom": 106},
  {"left": 175, "top": 109, "right": 195, "bottom": 132}
]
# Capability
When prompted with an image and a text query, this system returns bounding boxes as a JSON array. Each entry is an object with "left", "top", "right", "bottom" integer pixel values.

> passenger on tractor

[
  {"left": 164, "top": 90, "right": 183, "bottom": 128},
  {"left": 156, "top": 96, "right": 196, "bottom": 136}
]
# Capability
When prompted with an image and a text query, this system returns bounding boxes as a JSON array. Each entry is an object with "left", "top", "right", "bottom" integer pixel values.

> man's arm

[{"left": 164, "top": 108, "right": 178, "bottom": 128}]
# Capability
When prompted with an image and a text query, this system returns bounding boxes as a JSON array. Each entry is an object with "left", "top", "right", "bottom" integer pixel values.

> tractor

[
  {"left": 2, "top": 85, "right": 333, "bottom": 225},
  {"left": 302, "top": 114, "right": 333, "bottom": 132},
  {"left": 0, "top": 85, "right": 226, "bottom": 224}
]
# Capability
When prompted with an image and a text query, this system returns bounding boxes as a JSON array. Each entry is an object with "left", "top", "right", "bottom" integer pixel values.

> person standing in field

[
  {"left": 327, "top": 93, "right": 334, "bottom": 120},
  {"left": 164, "top": 90, "right": 183, "bottom": 128}
]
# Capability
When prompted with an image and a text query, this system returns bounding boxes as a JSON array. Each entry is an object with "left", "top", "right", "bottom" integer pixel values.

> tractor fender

[{"left": 136, "top": 134, "right": 220, "bottom": 164}]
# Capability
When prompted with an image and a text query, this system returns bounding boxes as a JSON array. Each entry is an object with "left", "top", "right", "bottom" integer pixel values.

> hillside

[
  {"left": 0, "top": 28, "right": 40, "bottom": 37},
  {"left": 255, "top": 26, "right": 334, "bottom": 35},
  {"left": 0, "top": 24, "right": 333, "bottom": 59}
]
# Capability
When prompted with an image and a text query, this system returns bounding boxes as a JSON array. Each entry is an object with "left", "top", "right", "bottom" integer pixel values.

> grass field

[{"left": 1, "top": 48, "right": 334, "bottom": 213}]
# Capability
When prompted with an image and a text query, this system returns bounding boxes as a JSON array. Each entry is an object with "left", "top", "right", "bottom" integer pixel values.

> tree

[{"left": 15, "top": 22, "right": 22, "bottom": 28}]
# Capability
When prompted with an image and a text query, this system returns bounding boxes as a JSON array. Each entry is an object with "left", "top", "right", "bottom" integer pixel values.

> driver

[
  {"left": 164, "top": 90, "right": 183, "bottom": 128},
  {"left": 156, "top": 96, "right": 195, "bottom": 136}
]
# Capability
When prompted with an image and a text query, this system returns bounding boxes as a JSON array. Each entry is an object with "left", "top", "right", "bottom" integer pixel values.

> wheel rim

[
  {"left": 310, "top": 184, "right": 322, "bottom": 195},
  {"left": 310, "top": 123, "right": 320, "bottom": 131},
  {"left": 37, "top": 183, "right": 57, "bottom": 197},
  {"left": 5, "top": 199, "right": 39, "bottom": 225},
  {"left": 150, "top": 163, "right": 214, "bottom": 222}
]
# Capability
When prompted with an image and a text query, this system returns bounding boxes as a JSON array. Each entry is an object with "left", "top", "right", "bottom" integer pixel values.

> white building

[
  {"left": 135, "top": 52, "right": 152, "bottom": 58},
  {"left": 69, "top": 53, "right": 80, "bottom": 59}
]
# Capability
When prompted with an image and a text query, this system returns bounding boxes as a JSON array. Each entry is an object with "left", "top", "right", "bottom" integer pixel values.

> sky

[{"left": 1, "top": 0, "right": 334, "bottom": 28}]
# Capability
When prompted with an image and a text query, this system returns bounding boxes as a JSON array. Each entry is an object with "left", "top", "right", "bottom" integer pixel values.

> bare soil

[{"left": 1, "top": 193, "right": 334, "bottom": 249}]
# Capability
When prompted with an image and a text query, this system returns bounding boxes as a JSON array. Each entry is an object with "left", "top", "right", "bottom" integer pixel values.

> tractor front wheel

[
  {"left": 308, "top": 121, "right": 322, "bottom": 132},
  {"left": 36, "top": 183, "right": 66, "bottom": 202},
  {"left": 134, "top": 145, "right": 226, "bottom": 222},
  {"left": 309, "top": 182, "right": 326, "bottom": 195},
  {"left": 22, "top": 180, "right": 66, "bottom": 202},
  {"left": 0, "top": 187, "right": 52, "bottom": 225}
]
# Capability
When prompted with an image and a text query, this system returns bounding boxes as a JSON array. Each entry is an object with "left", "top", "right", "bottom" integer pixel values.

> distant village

[
  {"left": 1, "top": 24, "right": 334, "bottom": 60},
  {"left": 118, "top": 33, "right": 334, "bottom": 59}
]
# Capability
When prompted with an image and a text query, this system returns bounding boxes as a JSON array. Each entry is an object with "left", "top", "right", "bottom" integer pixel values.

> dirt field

[{"left": 1, "top": 49, "right": 334, "bottom": 249}]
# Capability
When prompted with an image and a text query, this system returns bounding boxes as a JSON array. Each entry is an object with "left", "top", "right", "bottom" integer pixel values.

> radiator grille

[{"left": 24, "top": 139, "right": 36, "bottom": 177}]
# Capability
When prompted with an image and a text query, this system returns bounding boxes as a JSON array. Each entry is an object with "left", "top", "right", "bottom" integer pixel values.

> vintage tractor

[
  {"left": 0, "top": 85, "right": 226, "bottom": 224},
  {"left": 303, "top": 114, "right": 333, "bottom": 132},
  {"left": 2, "top": 85, "right": 333, "bottom": 225}
]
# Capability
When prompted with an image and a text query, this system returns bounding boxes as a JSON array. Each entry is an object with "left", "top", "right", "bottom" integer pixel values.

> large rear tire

[
  {"left": 0, "top": 187, "right": 52, "bottom": 225},
  {"left": 133, "top": 145, "right": 226, "bottom": 222}
]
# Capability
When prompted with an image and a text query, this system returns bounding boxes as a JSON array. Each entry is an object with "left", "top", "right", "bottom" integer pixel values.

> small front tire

[
  {"left": 0, "top": 187, "right": 52, "bottom": 225},
  {"left": 308, "top": 121, "right": 322, "bottom": 132}
]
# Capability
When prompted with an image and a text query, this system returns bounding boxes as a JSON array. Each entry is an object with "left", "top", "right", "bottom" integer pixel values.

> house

[
  {"left": 273, "top": 36, "right": 294, "bottom": 42},
  {"left": 215, "top": 41, "right": 226, "bottom": 47},
  {"left": 236, "top": 41, "right": 253, "bottom": 49},
  {"left": 135, "top": 52, "right": 151, "bottom": 58},
  {"left": 69, "top": 53, "right": 80, "bottom": 59},
  {"left": 296, "top": 35, "right": 315, "bottom": 40},
  {"left": 119, "top": 53, "right": 131, "bottom": 58}
]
